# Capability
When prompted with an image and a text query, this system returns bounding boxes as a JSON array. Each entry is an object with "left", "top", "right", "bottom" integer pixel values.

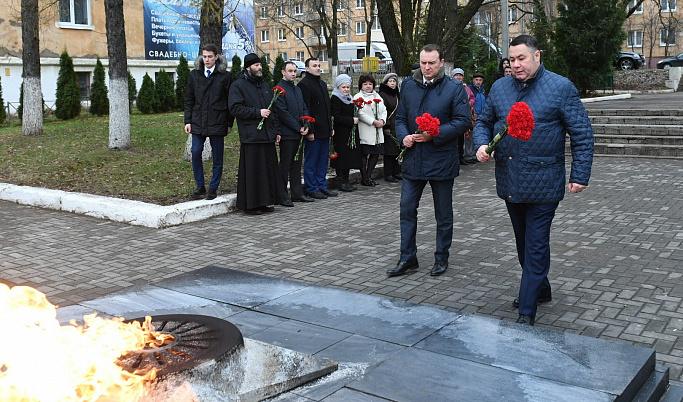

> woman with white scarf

[{"left": 353, "top": 74, "right": 387, "bottom": 187}]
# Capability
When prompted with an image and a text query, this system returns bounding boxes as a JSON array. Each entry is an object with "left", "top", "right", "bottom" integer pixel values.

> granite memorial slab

[
  {"left": 228, "top": 310, "right": 291, "bottom": 337},
  {"left": 247, "top": 319, "right": 352, "bottom": 355},
  {"left": 414, "top": 314, "right": 655, "bottom": 398},
  {"left": 255, "top": 286, "right": 460, "bottom": 345},
  {"left": 154, "top": 265, "right": 308, "bottom": 308},
  {"left": 347, "top": 348, "right": 613, "bottom": 401}
]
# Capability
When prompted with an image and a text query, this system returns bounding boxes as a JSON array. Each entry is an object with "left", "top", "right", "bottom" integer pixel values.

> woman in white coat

[{"left": 353, "top": 74, "right": 387, "bottom": 186}]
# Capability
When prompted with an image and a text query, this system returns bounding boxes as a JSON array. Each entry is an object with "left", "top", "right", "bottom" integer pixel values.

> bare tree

[
  {"left": 21, "top": 0, "right": 43, "bottom": 136},
  {"left": 105, "top": 0, "right": 130, "bottom": 150}
]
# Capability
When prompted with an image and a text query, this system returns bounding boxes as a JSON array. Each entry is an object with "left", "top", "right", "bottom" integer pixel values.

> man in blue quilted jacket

[
  {"left": 387, "top": 44, "right": 472, "bottom": 278},
  {"left": 473, "top": 35, "right": 594, "bottom": 326}
]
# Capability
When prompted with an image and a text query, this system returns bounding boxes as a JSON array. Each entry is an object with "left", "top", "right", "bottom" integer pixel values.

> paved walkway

[{"left": 2, "top": 92, "right": 683, "bottom": 382}]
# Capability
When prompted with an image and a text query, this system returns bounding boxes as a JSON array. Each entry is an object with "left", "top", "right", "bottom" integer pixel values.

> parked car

[
  {"left": 616, "top": 51, "right": 646, "bottom": 70},
  {"left": 290, "top": 60, "right": 307, "bottom": 77},
  {"left": 657, "top": 52, "right": 683, "bottom": 69}
]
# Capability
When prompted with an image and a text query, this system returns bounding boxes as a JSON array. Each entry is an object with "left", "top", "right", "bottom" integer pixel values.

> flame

[{"left": 0, "top": 283, "right": 165, "bottom": 401}]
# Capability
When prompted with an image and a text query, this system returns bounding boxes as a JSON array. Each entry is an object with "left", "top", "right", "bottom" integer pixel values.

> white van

[{"left": 337, "top": 42, "right": 392, "bottom": 61}]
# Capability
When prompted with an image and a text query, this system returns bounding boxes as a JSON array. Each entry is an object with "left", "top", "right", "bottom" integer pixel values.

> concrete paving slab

[
  {"left": 255, "top": 285, "right": 461, "bottom": 346},
  {"left": 154, "top": 265, "right": 308, "bottom": 308},
  {"left": 347, "top": 348, "right": 614, "bottom": 402},
  {"left": 415, "top": 314, "right": 655, "bottom": 397},
  {"left": 246, "top": 319, "right": 352, "bottom": 355}
]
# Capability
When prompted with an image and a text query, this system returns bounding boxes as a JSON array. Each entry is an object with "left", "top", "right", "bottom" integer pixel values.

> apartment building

[
  {"left": 253, "top": 0, "right": 385, "bottom": 72},
  {"left": 473, "top": 0, "right": 681, "bottom": 67}
]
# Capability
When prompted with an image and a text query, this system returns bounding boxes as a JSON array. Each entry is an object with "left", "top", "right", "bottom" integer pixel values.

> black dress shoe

[
  {"left": 430, "top": 260, "right": 448, "bottom": 276},
  {"left": 309, "top": 191, "right": 327, "bottom": 199},
  {"left": 361, "top": 179, "right": 373, "bottom": 186},
  {"left": 339, "top": 182, "right": 354, "bottom": 192},
  {"left": 385, "top": 175, "right": 398, "bottom": 183},
  {"left": 394, "top": 174, "right": 403, "bottom": 180},
  {"left": 386, "top": 257, "right": 419, "bottom": 277},
  {"left": 260, "top": 205, "right": 275, "bottom": 213},
  {"left": 205, "top": 188, "right": 217, "bottom": 200},
  {"left": 512, "top": 290, "right": 552, "bottom": 308},
  {"left": 192, "top": 185, "right": 206, "bottom": 197},
  {"left": 321, "top": 189, "right": 338, "bottom": 197},
  {"left": 516, "top": 314, "right": 535, "bottom": 326},
  {"left": 292, "top": 195, "right": 315, "bottom": 202},
  {"left": 244, "top": 208, "right": 262, "bottom": 215},
  {"left": 281, "top": 199, "right": 294, "bottom": 207}
]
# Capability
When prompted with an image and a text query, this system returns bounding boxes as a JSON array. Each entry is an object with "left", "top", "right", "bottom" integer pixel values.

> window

[
  {"left": 279, "top": 52, "right": 288, "bottom": 61},
  {"left": 627, "top": 0, "right": 643, "bottom": 13},
  {"left": 295, "top": 26, "right": 304, "bottom": 39},
  {"left": 76, "top": 72, "right": 90, "bottom": 100},
  {"left": 278, "top": 28, "right": 287, "bottom": 41},
  {"left": 662, "top": 0, "right": 677, "bottom": 12},
  {"left": 474, "top": 11, "right": 490, "bottom": 25},
  {"left": 356, "top": 0, "right": 364, "bottom": 8},
  {"left": 264, "top": 54, "right": 271, "bottom": 64},
  {"left": 319, "top": 50, "right": 328, "bottom": 62},
  {"left": 58, "top": 0, "right": 91, "bottom": 27},
  {"left": 372, "top": 16, "right": 381, "bottom": 30},
  {"left": 296, "top": 51, "right": 305, "bottom": 60},
  {"left": 277, "top": 5, "right": 285, "bottom": 17},
  {"left": 337, "top": 23, "right": 347, "bottom": 36},
  {"left": 261, "top": 30, "right": 269, "bottom": 43},
  {"left": 660, "top": 28, "right": 677, "bottom": 45},
  {"left": 628, "top": 30, "right": 643, "bottom": 47},
  {"left": 259, "top": 6, "right": 268, "bottom": 19},
  {"left": 337, "top": 0, "right": 345, "bottom": 11},
  {"left": 356, "top": 49, "right": 366, "bottom": 58},
  {"left": 508, "top": 7, "right": 518, "bottom": 24},
  {"left": 294, "top": 3, "right": 303, "bottom": 15},
  {"left": 356, "top": 21, "right": 366, "bottom": 35}
]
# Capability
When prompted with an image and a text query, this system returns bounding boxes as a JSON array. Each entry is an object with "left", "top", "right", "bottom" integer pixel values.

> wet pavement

[{"left": 2, "top": 92, "right": 683, "bottom": 385}]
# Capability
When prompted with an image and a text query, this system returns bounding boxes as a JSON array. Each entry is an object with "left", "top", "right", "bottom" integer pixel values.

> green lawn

[{"left": 0, "top": 112, "right": 241, "bottom": 205}]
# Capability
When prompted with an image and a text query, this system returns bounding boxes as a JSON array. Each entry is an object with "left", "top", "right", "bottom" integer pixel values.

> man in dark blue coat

[
  {"left": 473, "top": 35, "right": 594, "bottom": 326},
  {"left": 275, "top": 61, "right": 313, "bottom": 206},
  {"left": 387, "top": 44, "right": 472, "bottom": 278},
  {"left": 184, "top": 44, "right": 233, "bottom": 200},
  {"left": 297, "top": 58, "right": 338, "bottom": 199}
]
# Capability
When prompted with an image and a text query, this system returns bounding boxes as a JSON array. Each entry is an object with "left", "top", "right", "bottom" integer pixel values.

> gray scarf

[{"left": 331, "top": 88, "right": 353, "bottom": 105}]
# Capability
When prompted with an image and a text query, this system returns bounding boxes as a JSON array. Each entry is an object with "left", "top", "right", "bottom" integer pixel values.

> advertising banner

[{"left": 143, "top": 0, "right": 254, "bottom": 61}]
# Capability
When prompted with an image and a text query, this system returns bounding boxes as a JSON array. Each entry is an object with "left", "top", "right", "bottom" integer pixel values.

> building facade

[
  {"left": 0, "top": 0, "right": 255, "bottom": 105},
  {"left": 253, "top": 0, "right": 385, "bottom": 72}
]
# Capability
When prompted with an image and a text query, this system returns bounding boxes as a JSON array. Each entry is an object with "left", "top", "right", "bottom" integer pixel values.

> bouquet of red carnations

[
  {"left": 485, "top": 101, "right": 534, "bottom": 155},
  {"left": 396, "top": 113, "right": 440, "bottom": 163},
  {"left": 294, "top": 116, "right": 315, "bottom": 161},
  {"left": 349, "top": 98, "right": 365, "bottom": 148},
  {"left": 257, "top": 85, "right": 285, "bottom": 130}
]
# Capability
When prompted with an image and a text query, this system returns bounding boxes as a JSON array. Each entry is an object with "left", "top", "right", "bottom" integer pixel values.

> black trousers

[{"left": 279, "top": 139, "right": 305, "bottom": 200}]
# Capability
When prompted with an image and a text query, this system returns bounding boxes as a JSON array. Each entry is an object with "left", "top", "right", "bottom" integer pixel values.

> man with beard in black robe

[{"left": 229, "top": 53, "right": 284, "bottom": 215}]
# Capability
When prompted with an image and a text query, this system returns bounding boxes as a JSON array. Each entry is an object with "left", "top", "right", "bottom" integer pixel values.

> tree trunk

[
  {"left": 376, "top": 0, "right": 409, "bottom": 74},
  {"left": 105, "top": 0, "right": 130, "bottom": 149},
  {"left": 199, "top": 0, "right": 225, "bottom": 52},
  {"left": 21, "top": 0, "right": 43, "bottom": 136}
]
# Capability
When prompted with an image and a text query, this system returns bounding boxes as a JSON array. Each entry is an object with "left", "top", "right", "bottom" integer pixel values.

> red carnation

[
  {"left": 295, "top": 116, "right": 316, "bottom": 161},
  {"left": 373, "top": 98, "right": 382, "bottom": 103},
  {"left": 396, "top": 113, "right": 440, "bottom": 162},
  {"left": 485, "top": 102, "right": 534, "bottom": 154},
  {"left": 257, "top": 86, "right": 286, "bottom": 130}
]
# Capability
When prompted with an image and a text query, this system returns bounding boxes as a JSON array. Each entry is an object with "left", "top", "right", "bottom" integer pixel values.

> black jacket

[
  {"left": 297, "top": 74, "right": 332, "bottom": 139},
  {"left": 228, "top": 70, "right": 280, "bottom": 144},
  {"left": 274, "top": 79, "right": 308, "bottom": 141},
  {"left": 184, "top": 55, "right": 233, "bottom": 136}
]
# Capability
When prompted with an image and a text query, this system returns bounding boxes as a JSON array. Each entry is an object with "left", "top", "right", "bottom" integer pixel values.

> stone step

[
  {"left": 594, "top": 134, "right": 683, "bottom": 146},
  {"left": 660, "top": 381, "right": 683, "bottom": 402},
  {"left": 591, "top": 124, "right": 683, "bottom": 136},
  {"left": 633, "top": 365, "right": 669, "bottom": 402},
  {"left": 590, "top": 116, "right": 683, "bottom": 125},
  {"left": 587, "top": 109, "right": 683, "bottom": 117},
  {"left": 593, "top": 142, "right": 683, "bottom": 158}
]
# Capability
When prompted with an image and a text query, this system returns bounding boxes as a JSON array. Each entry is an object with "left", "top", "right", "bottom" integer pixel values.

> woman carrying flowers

[
  {"left": 353, "top": 74, "right": 387, "bottom": 187},
  {"left": 330, "top": 74, "right": 362, "bottom": 192},
  {"left": 378, "top": 73, "right": 401, "bottom": 183}
]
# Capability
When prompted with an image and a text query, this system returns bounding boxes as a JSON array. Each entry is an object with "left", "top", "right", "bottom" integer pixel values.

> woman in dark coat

[
  {"left": 330, "top": 74, "right": 362, "bottom": 192},
  {"left": 378, "top": 73, "right": 401, "bottom": 182}
]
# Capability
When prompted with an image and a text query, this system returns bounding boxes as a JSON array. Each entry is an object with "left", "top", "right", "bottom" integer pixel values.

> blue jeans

[
  {"left": 506, "top": 201, "right": 559, "bottom": 317},
  {"left": 303, "top": 137, "right": 329, "bottom": 194},
  {"left": 192, "top": 135, "right": 224, "bottom": 190},
  {"left": 399, "top": 178, "right": 454, "bottom": 262}
]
